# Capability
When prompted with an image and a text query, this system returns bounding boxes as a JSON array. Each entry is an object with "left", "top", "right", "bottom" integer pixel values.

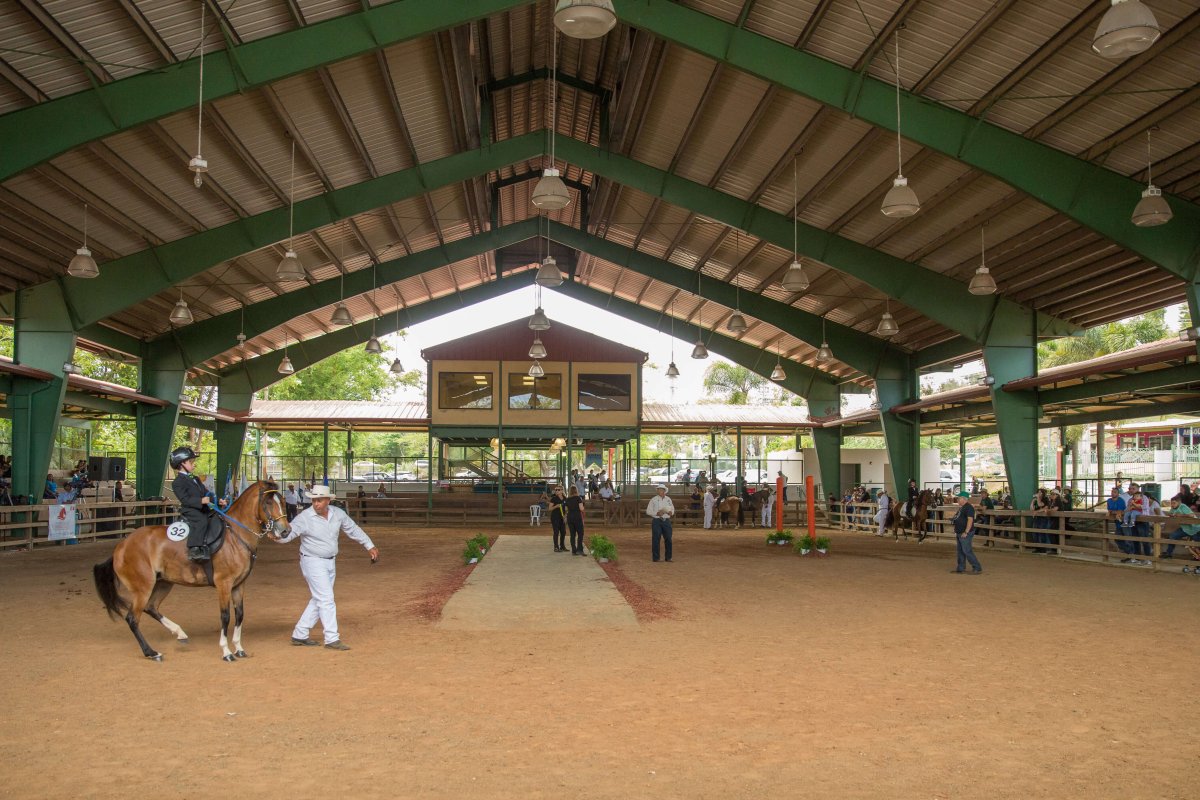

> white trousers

[
  {"left": 293, "top": 555, "right": 339, "bottom": 644},
  {"left": 761, "top": 500, "right": 772, "bottom": 527},
  {"left": 704, "top": 507, "right": 714, "bottom": 528}
]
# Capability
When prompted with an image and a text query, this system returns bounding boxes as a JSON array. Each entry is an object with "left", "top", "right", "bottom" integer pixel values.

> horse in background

[
  {"left": 887, "top": 489, "right": 933, "bottom": 542},
  {"left": 93, "top": 481, "right": 288, "bottom": 661},
  {"left": 716, "top": 496, "right": 742, "bottom": 528}
]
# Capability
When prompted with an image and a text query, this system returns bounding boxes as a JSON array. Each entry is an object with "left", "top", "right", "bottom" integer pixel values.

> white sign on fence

[{"left": 47, "top": 504, "right": 77, "bottom": 540}]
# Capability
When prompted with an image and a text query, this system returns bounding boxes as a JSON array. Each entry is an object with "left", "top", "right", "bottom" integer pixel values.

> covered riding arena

[{"left": 2, "top": 0, "right": 1200, "bottom": 797}]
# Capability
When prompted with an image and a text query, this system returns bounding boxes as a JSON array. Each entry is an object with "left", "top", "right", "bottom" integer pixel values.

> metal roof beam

[
  {"left": 555, "top": 136, "right": 1078, "bottom": 342},
  {"left": 0, "top": 132, "right": 543, "bottom": 327},
  {"left": 614, "top": 0, "right": 1200, "bottom": 283},
  {"left": 1035, "top": 364, "right": 1200, "bottom": 406},
  {"left": 0, "top": 0, "right": 532, "bottom": 182}
]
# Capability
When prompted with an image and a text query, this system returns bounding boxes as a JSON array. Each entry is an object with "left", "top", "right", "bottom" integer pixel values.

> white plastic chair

[{"left": 529, "top": 504, "right": 542, "bottom": 526}]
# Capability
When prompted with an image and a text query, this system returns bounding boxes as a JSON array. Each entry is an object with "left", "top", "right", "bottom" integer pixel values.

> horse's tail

[{"left": 93, "top": 557, "right": 127, "bottom": 621}]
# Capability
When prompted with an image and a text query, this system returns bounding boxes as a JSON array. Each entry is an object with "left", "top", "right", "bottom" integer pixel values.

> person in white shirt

[
  {"left": 273, "top": 484, "right": 379, "bottom": 650},
  {"left": 874, "top": 488, "right": 891, "bottom": 537},
  {"left": 759, "top": 482, "right": 773, "bottom": 528},
  {"left": 283, "top": 484, "right": 300, "bottom": 521},
  {"left": 703, "top": 485, "right": 717, "bottom": 529},
  {"left": 646, "top": 485, "right": 676, "bottom": 562}
]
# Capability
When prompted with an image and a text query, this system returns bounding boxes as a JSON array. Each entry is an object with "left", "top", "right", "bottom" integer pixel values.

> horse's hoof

[
  {"left": 177, "top": 638, "right": 189, "bottom": 646},
  {"left": 222, "top": 654, "right": 236, "bottom": 662},
  {"left": 234, "top": 650, "right": 249, "bottom": 659},
  {"left": 147, "top": 653, "right": 163, "bottom": 662}
]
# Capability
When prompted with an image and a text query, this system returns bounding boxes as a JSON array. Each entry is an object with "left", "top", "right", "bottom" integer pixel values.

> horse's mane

[{"left": 229, "top": 479, "right": 279, "bottom": 510}]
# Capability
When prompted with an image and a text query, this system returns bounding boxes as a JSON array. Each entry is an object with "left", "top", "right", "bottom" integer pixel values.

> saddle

[{"left": 166, "top": 515, "right": 227, "bottom": 559}]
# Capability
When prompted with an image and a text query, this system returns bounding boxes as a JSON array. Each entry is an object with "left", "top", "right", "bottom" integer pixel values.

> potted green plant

[
  {"left": 469, "top": 533, "right": 489, "bottom": 554},
  {"left": 589, "top": 535, "right": 617, "bottom": 563},
  {"left": 794, "top": 535, "right": 815, "bottom": 556},
  {"left": 768, "top": 529, "right": 794, "bottom": 546},
  {"left": 815, "top": 536, "right": 831, "bottom": 555},
  {"left": 462, "top": 540, "right": 483, "bottom": 564}
]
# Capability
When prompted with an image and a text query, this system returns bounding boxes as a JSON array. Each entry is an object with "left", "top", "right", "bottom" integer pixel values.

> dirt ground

[{"left": 1, "top": 524, "right": 1197, "bottom": 799}]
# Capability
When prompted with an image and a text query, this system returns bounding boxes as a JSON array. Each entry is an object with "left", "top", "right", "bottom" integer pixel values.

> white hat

[
  {"left": 308, "top": 485, "right": 333, "bottom": 498},
  {"left": 655, "top": 485, "right": 667, "bottom": 492}
]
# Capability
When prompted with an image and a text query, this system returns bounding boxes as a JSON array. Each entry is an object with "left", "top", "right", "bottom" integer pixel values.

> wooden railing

[{"left": 0, "top": 499, "right": 177, "bottom": 550}]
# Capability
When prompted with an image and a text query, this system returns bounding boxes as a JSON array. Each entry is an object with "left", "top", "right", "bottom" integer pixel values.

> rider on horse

[
  {"left": 904, "top": 477, "right": 919, "bottom": 519},
  {"left": 171, "top": 446, "right": 222, "bottom": 562}
]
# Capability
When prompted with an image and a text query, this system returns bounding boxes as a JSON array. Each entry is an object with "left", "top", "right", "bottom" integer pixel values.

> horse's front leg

[
  {"left": 231, "top": 583, "right": 248, "bottom": 658},
  {"left": 216, "top": 583, "right": 236, "bottom": 662}
]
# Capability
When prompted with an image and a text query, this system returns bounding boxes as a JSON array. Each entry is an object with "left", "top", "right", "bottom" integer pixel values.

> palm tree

[{"left": 702, "top": 362, "right": 767, "bottom": 405}]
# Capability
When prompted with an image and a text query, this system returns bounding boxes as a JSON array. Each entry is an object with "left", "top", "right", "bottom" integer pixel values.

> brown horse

[
  {"left": 93, "top": 481, "right": 289, "bottom": 662},
  {"left": 887, "top": 489, "right": 933, "bottom": 542},
  {"left": 716, "top": 496, "right": 742, "bottom": 528}
]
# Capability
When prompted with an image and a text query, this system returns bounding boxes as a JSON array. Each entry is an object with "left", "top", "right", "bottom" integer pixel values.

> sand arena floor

[{"left": 1, "top": 525, "right": 1196, "bottom": 799}]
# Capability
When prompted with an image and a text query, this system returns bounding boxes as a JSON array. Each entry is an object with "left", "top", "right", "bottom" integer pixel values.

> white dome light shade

[
  {"left": 876, "top": 311, "right": 900, "bottom": 337},
  {"left": 535, "top": 255, "right": 564, "bottom": 287},
  {"left": 529, "top": 360, "right": 545, "bottom": 378},
  {"left": 169, "top": 299, "right": 193, "bottom": 325},
  {"left": 532, "top": 168, "right": 571, "bottom": 210},
  {"left": 1093, "top": 0, "right": 1161, "bottom": 59},
  {"left": 277, "top": 355, "right": 295, "bottom": 375},
  {"left": 1131, "top": 185, "right": 1172, "bottom": 226},
  {"left": 816, "top": 342, "right": 833, "bottom": 362},
  {"left": 364, "top": 335, "right": 383, "bottom": 354},
  {"left": 666, "top": 361, "right": 680, "bottom": 378},
  {"left": 330, "top": 302, "right": 353, "bottom": 326},
  {"left": 389, "top": 358, "right": 404, "bottom": 374},
  {"left": 188, "top": 154, "right": 208, "bottom": 188},
  {"left": 277, "top": 250, "right": 305, "bottom": 281},
  {"left": 528, "top": 306, "right": 551, "bottom": 330},
  {"left": 781, "top": 260, "right": 809, "bottom": 292},
  {"left": 528, "top": 337, "right": 548, "bottom": 359},
  {"left": 726, "top": 313, "right": 748, "bottom": 333},
  {"left": 67, "top": 246, "right": 99, "bottom": 279},
  {"left": 770, "top": 362, "right": 787, "bottom": 382},
  {"left": 691, "top": 339, "right": 709, "bottom": 359},
  {"left": 968, "top": 265, "right": 998, "bottom": 295},
  {"left": 554, "top": 0, "right": 617, "bottom": 39},
  {"left": 881, "top": 175, "right": 920, "bottom": 217}
]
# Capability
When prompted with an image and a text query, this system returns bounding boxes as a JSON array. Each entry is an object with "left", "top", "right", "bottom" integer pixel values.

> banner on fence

[
  {"left": 584, "top": 443, "right": 602, "bottom": 468},
  {"left": 48, "top": 504, "right": 77, "bottom": 540}
]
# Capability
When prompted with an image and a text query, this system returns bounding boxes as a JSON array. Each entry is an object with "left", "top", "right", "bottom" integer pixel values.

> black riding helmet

[{"left": 170, "top": 446, "right": 199, "bottom": 469}]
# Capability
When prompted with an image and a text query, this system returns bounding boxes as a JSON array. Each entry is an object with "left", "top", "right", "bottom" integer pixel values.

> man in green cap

[{"left": 950, "top": 491, "right": 982, "bottom": 575}]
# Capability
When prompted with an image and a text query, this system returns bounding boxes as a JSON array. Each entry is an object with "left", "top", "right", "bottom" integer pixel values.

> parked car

[
  {"left": 352, "top": 471, "right": 395, "bottom": 482},
  {"left": 715, "top": 468, "right": 769, "bottom": 485},
  {"left": 393, "top": 472, "right": 418, "bottom": 481}
]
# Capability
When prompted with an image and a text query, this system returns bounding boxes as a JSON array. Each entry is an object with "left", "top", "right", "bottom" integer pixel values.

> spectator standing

[
  {"left": 646, "top": 485, "right": 675, "bottom": 562},
  {"left": 284, "top": 484, "right": 299, "bottom": 521},
  {"left": 548, "top": 485, "right": 568, "bottom": 552},
  {"left": 874, "top": 488, "right": 891, "bottom": 537},
  {"left": 759, "top": 482, "right": 773, "bottom": 528},
  {"left": 565, "top": 486, "right": 587, "bottom": 556},
  {"left": 703, "top": 485, "right": 717, "bottom": 529},
  {"left": 949, "top": 491, "right": 982, "bottom": 575}
]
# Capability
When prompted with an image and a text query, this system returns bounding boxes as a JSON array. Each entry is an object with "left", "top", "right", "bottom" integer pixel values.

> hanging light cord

[
  {"left": 287, "top": 139, "right": 295, "bottom": 249},
  {"left": 980, "top": 224, "right": 986, "bottom": 266},
  {"left": 1145, "top": 130, "right": 1154, "bottom": 185},
  {"left": 549, "top": 27, "right": 557, "bottom": 170},
  {"left": 792, "top": 158, "right": 798, "bottom": 259},
  {"left": 894, "top": 30, "right": 903, "bottom": 176},
  {"left": 82, "top": 202, "right": 89, "bottom": 248},
  {"left": 196, "top": 2, "right": 205, "bottom": 158}
]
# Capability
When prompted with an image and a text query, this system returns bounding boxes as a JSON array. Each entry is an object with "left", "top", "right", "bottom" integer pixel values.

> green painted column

[
  {"left": 135, "top": 348, "right": 188, "bottom": 501},
  {"left": 810, "top": 427, "right": 841, "bottom": 504},
  {"left": 1187, "top": 278, "right": 1200, "bottom": 358},
  {"left": 983, "top": 343, "right": 1038, "bottom": 510},
  {"left": 876, "top": 367, "right": 920, "bottom": 497},
  {"left": 10, "top": 282, "right": 77, "bottom": 500},
  {"left": 215, "top": 372, "right": 254, "bottom": 495},
  {"left": 959, "top": 433, "right": 967, "bottom": 493}
]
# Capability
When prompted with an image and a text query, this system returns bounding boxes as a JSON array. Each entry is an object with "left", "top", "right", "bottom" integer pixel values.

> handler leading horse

[{"left": 93, "top": 480, "right": 289, "bottom": 661}]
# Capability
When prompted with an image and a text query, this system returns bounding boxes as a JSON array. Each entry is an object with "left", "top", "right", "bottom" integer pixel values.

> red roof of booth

[{"left": 421, "top": 317, "right": 648, "bottom": 364}]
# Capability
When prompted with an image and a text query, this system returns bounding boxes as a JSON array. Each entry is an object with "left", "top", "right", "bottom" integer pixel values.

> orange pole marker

[{"left": 805, "top": 474, "right": 816, "bottom": 540}]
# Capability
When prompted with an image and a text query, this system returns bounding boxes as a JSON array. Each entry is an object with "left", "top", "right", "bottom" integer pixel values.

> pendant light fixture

[
  {"left": 781, "top": 158, "right": 810, "bottom": 292},
  {"left": 364, "top": 261, "right": 382, "bottom": 353},
  {"left": 691, "top": 270, "right": 709, "bottom": 359},
  {"left": 188, "top": 1, "right": 209, "bottom": 188},
  {"left": 67, "top": 202, "right": 100, "bottom": 278},
  {"left": 968, "top": 224, "right": 998, "bottom": 295},
  {"left": 876, "top": 299, "right": 900, "bottom": 338},
  {"left": 816, "top": 316, "right": 833, "bottom": 362},
  {"left": 1093, "top": 0, "right": 1161, "bottom": 59},
  {"left": 389, "top": 306, "right": 404, "bottom": 374},
  {"left": 278, "top": 332, "right": 295, "bottom": 375},
  {"left": 726, "top": 230, "right": 748, "bottom": 333},
  {"left": 277, "top": 139, "right": 305, "bottom": 281},
  {"left": 554, "top": 0, "right": 617, "bottom": 39},
  {"left": 529, "top": 231, "right": 553, "bottom": 330},
  {"left": 529, "top": 337, "right": 548, "bottom": 360},
  {"left": 536, "top": 256, "right": 564, "bottom": 287},
  {"left": 1132, "top": 128, "right": 1172, "bottom": 227},
  {"left": 532, "top": 26, "right": 571, "bottom": 211},
  {"left": 529, "top": 360, "right": 546, "bottom": 378},
  {"left": 666, "top": 298, "right": 680, "bottom": 378},
  {"left": 770, "top": 350, "right": 787, "bottom": 382},
  {"left": 236, "top": 304, "right": 247, "bottom": 357},
  {"left": 881, "top": 29, "right": 919, "bottom": 218},
  {"left": 330, "top": 221, "right": 353, "bottom": 326},
  {"left": 169, "top": 286, "right": 193, "bottom": 325}
]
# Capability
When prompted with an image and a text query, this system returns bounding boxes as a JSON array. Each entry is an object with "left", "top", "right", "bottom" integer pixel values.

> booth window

[
  {"left": 509, "top": 373, "right": 562, "bottom": 410},
  {"left": 578, "top": 373, "right": 631, "bottom": 411},
  {"left": 439, "top": 372, "right": 493, "bottom": 409}
]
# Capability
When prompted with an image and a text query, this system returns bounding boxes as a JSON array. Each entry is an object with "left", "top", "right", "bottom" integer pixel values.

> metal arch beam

[
  {"left": 154, "top": 219, "right": 540, "bottom": 367},
  {"left": 542, "top": 219, "right": 906, "bottom": 379},
  {"left": 0, "top": 133, "right": 543, "bottom": 328},
  {"left": 555, "top": 136, "right": 1079, "bottom": 343},
  {"left": 613, "top": 0, "right": 1200, "bottom": 283},
  {"left": 0, "top": 0, "right": 532, "bottom": 182}
]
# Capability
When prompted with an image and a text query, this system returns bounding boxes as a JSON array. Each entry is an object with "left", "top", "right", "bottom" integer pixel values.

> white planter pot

[
  {"left": 778, "top": 540, "right": 789, "bottom": 546},
  {"left": 767, "top": 540, "right": 778, "bottom": 545},
  {"left": 800, "top": 549, "right": 811, "bottom": 556},
  {"left": 480, "top": 548, "right": 487, "bottom": 554},
  {"left": 817, "top": 548, "right": 828, "bottom": 554},
  {"left": 598, "top": 557, "right": 609, "bottom": 563},
  {"left": 468, "top": 557, "right": 479, "bottom": 564}
]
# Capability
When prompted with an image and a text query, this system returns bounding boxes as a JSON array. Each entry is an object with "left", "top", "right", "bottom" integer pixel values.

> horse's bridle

[{"left": 256, "top": 488, "right": 289, "bottom": 538}]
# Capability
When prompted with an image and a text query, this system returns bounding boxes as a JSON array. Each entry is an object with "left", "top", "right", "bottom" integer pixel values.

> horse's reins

[{"left": 212, "top": 487, "right": 288, "bottom": 540}]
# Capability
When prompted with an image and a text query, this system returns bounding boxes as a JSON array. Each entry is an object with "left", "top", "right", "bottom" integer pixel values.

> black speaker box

[{"left": 87, "top": 456, "right": 126, "bottom": 481}]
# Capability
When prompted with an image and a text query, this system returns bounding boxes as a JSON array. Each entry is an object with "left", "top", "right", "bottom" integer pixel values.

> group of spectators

[{"left": 1106, "top": 479, "right": 1200, "bottom": 563}]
